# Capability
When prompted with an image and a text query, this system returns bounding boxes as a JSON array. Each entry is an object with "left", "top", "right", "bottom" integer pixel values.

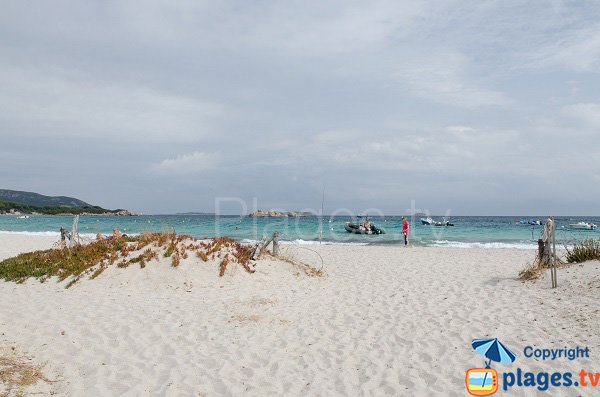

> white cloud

[
  {"left": 561, "top": 103, "right": 600, "bottom": 129},
  {"left": 535, "top": 26, "right": 600, "bottom": 72},
  {"left": 395, "top": 53, "right": 509, "bottom": 108},
  {"left": 303, "top": 126, "right": 523, "bottom": 175},
  {"left": 108, "top": 1, "right": 428, "bottom": 57},
  {"left": 152, "top": 152, "right": 220, "bottom": 175},
  {"left": 0, "top": 66, "right": 224, "bottom": 143}
]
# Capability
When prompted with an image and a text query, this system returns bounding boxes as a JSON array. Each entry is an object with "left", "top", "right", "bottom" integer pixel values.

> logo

[
  {"left": 466, "top": 338, "right": 517, "bottom": 396},
  {"left": 466, "top": 339, "right": 597, "bottom": 393},
  {"left": 466, "top": 368, "right": 498, "bottom": 396}
]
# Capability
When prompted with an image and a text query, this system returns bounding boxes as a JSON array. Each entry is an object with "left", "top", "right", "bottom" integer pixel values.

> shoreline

[{"left": 0, "top": 230, "right": 545, "bottom": 250}]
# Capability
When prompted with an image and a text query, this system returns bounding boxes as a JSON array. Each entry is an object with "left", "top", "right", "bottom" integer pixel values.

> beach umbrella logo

[{"left": 465, "top": 338, "right": 517, "bottom": 396}]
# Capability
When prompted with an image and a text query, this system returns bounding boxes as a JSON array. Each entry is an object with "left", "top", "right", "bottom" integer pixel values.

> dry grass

[
  {"left": 0, "top": 353, "right": 50, "bottom": 397},
  {"left": 519, "top": 262, "right": 544, "bottom": 281},
  {"left": 233, "top": 314, "right": 261, "bottom": 323},
  {"left": 198, "top": 237, "right": 255, "bottom": 276},
  {"left": 196, "top": 251, "right": 208, "bottom": 262},
  {"left": 250, "top": 297, "right": 276, "bottom": 306}
]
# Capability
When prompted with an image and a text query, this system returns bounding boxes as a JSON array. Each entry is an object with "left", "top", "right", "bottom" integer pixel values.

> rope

[{"left": 277, "top": 233, "right": 325, "bottom": 273}]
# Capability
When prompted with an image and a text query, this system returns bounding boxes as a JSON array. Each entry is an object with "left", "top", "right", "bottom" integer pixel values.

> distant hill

[
  {"left": 0, "top": 189, "right": 133, "bottom": 216},
  {"left": 0, "top": 189, "right": 92, "bottom": 208}
]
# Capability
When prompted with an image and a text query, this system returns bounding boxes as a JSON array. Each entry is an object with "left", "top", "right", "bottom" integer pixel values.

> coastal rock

[
  {"left": 114, "top": 210, "right": 135, "bottom": 216},
  {"left": 248, "top": 209, "right": 287, "bottom": 218},
  {"left": 248, "top": 209, "right": 314, "bottom": 218},
  {"left": 288, "top": 211, "right": 315, "bottom": 217}
]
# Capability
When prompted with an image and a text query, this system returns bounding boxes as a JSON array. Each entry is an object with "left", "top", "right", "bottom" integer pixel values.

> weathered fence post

[
  {"left": 273, "top": 232, "right": 280, "bottom": 256},
  {"left": 537, "top": 238, "right": 544, "bottom": 264},
  {"left": 251, "top": 231, "right": 281, "bottom": 259},
  {"left": 252, "top": 237, "right": 267, "bottom": 260},
  {"left": 550, "top": 217, "right": 557, "bottom": 288},
  {"left": 543, "top": 217, "right": 558, "bottom": 288},
  {"left": 69, "top": 215, "right": 79, "bottom": 248}
]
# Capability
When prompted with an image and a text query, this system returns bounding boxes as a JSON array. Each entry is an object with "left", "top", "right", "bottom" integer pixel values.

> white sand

[{"left": 0, "top": 235, "right": 598, "bottom": 396}]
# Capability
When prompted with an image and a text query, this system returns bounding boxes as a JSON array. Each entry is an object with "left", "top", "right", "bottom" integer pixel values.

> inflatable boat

[{"left": 344, "top": 222, "right": 385, "bottom": 235}]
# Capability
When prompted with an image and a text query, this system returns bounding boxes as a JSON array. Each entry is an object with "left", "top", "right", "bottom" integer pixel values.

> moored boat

[
  {"left": 344, "top": 221, "right": 385, "bottom": 235},
  {"left": 421, "top": 217, "right": 454, "bottom": 227},
  {"left": 518, "top": 219, "right": 542, "bottom": 226},
  {"left": 569, "top": 222, "right": 597, "bottom": 230}
]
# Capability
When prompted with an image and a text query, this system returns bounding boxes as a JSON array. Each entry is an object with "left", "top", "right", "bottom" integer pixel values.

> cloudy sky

[{"left": 1, "top": 1, "right": 599, "bottom": 215}]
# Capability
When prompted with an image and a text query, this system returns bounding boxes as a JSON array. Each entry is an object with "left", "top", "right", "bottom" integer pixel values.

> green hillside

[
  {"left": 0, "top": 189, "right": 92, "bottom": 208},
  {"left": 0, "top": 200, "right": 127, "bottom": 215}
]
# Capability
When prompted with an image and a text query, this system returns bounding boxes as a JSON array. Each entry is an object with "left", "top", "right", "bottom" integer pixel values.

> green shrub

[
  {"left": 565, "top": 239, "right": 600, "bottom": 263},
  {"left": 0, "top": 233, "right": 256, "bottom": 287},
  {"left": 0, "top": 234, "right": 164, "bottom": 287}
]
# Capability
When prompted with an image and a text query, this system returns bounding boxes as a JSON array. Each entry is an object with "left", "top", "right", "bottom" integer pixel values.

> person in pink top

[{"left": 402, "top": 216, "right": 410, "bottom": 246}]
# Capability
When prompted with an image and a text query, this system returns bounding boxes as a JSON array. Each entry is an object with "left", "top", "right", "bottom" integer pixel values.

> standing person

[{"left": 402, "top": 216, "right": 410, "bottom": 246}]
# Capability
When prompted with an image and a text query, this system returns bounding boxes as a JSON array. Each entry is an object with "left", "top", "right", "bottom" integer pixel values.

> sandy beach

[{"left": 0, "top": 233, "right": 598, "bottom": 396}]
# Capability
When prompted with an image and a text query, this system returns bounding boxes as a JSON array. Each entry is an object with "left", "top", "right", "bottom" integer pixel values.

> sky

[{"left": 1, "top": 1, "right": 599, "bottom": 215}]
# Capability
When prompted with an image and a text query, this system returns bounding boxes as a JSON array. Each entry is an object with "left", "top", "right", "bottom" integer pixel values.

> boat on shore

[{"left": 569, "top": 222, "right": 597, "bottom": 230}]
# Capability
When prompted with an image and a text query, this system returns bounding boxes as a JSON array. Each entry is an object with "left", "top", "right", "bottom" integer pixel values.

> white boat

[
  {"left": 569, "top": 222, "right": 597, "bottom": 230},
  {"left": 421, "top": 217, "right": 434, "bottom": 225},
  {"left": 517, "top": 219, "right": 542, "bottom": 225},
  {"left": 421, "top": 217, "right": 454, "bottom": 227},
  {"left": 18, "top": 215, "right": 30, "bottom": 219}
]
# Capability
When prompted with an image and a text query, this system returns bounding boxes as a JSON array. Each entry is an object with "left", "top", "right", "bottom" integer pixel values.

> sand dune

[{"left": 0, "top": 235, "right": 598, "bottom": 396}]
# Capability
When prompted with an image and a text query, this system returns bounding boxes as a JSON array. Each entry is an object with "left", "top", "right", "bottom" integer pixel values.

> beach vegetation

[
  {"left": 0, "top": 353, "right": 51, "bottom": 395},
  {"left": 196, "top": 251, "right": 208, "bottom": 262},
  {"left": 520, "top": 238, "right": 600, "bottom": 280},
  {"left": 199, "top": 237, "right": 254, "bottom": 275},
  {"left": 164, "top": 241, "right": 176, "bottom": 257},
  {"left": 0, "top": 233, "right": 258, "bottom": 287},
  {"left": 565, "top": 239, "right": 600, "bottom": 263},
  {"left": 519, "top": 262, "right": 543, "bottom": 280},
  {"left": 171, "top": 253, "right": 181, "bottom": 267}
]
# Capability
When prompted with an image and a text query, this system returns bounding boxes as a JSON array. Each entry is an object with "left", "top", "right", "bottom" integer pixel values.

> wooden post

[
  {"left": 252, "top": 237, "right": 267, "bottom": 260},
  {"left": 551, "top": 217, "right": 557, "bottom": 288},
  {"left": 251, "top": 231, "right": 281, "bottom": 259},
  {"left": 537, "top": 239, "right": 545, "bottom": 269},
  {"left": 544, "top": 217, "right": 557, "bottom": 288},
  {"left": 272, "top": 232, "right": 280, "bottom": 256},
  {"left": 69, "top": 215, "right": 79, "bottom": 248}
]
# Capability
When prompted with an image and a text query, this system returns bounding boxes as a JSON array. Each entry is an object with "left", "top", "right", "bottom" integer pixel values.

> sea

[{"left": 1, "top": 215, "right": 599, "bottom": 248}]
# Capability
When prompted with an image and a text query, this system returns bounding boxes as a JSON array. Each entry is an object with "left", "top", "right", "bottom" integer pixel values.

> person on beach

[{"left": 402, "top": 216, "right": 410, "bottom": 246}]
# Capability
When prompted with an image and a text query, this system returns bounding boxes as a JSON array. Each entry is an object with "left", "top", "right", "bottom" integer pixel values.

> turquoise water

[{"left": 1, "top": 215, "right": 599, "bottom": 248}]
